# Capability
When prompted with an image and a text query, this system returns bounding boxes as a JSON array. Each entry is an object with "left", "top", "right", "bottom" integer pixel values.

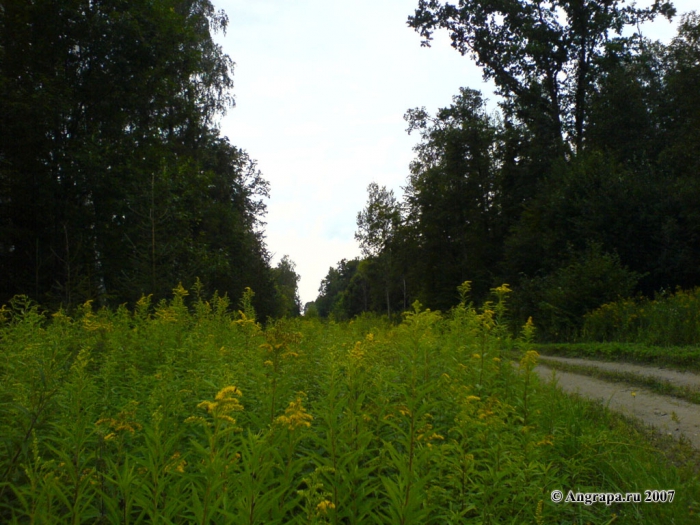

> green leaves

[
  {"left": 408, "top": 0, "right": 673, "bottom": 151},
  {"left": 0, "top": 289, "right": 697, "bottom": 523}
]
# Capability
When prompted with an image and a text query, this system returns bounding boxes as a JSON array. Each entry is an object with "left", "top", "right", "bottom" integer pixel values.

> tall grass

[
  {"left": 0, "top": 284, "right": 697, "bottom": 523},
  {"left": 583, "top": 287, "right": 700, "bottom": 346}
]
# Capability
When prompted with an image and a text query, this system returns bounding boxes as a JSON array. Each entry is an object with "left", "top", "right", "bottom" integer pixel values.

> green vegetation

[
  {"left": 529, "top": 287, "right": 700, "bottom": 371},
  {"left": 3, "top": 0, "right": 700, "bottom": 338},
  {"left": 0, "top": 0, "right": 301, "bottom": 319},
  {"left": 3, "top": 1, "right": 700, "bottom": 523},
  {"left": 312, "top": 6, "right": 700, "bottom": 341},
  {"left": 533, "top": 286, "right": 700, "bottom": 371},
  {"left": 1, "top": 285, "right": 698, "bottom": 523},
  {"left": 584, "top": 288, "right": 700, "bottom": 347}
]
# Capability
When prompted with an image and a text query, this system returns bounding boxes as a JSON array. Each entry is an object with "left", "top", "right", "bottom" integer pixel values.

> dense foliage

[
  {"left": 314, "top": 6, "right": 700, "bottom": 340},
  {"left": 583, "top": 286, "right": 700, "bottom": 347},
  {"left": 0, "top": 0, "right": 299, "bottom": 318},
  {"left": 0, "top": 286, "right": 697, "bottom": 523}
]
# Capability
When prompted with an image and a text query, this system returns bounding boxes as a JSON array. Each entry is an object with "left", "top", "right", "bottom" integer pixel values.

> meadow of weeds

[{"left": 0, "top": 282, "right": 697, "bottom": 524}]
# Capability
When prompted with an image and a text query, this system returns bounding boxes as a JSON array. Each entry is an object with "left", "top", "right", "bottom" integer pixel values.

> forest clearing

[{"left": 0, "top": 285, "right": 698, "bottom": 524}]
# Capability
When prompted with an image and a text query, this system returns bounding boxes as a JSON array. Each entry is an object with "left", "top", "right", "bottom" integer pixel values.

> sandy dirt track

[
  {"left": 538, "top": 355, "right": 700, "bottom": 390},
  {"left": 532, "top": 357, "right": 700, "bottom": 449}
]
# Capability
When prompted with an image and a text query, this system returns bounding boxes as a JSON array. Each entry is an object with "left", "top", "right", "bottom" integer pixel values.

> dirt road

[{"left": 533, "top": 356, "right": 700, "bottom": 449}]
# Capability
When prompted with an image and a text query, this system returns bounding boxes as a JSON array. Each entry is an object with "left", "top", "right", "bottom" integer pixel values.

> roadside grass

[
  {"left": 545, "top": 381, "right": 700, "bottom": 483},
  {"left": 0, "top": 284, "right": 698, "bottom": 523}
]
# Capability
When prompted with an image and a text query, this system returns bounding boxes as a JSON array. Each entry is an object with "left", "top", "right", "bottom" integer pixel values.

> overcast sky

[{"left": 212, "top": 0, "right": 695, "bottom": 306}]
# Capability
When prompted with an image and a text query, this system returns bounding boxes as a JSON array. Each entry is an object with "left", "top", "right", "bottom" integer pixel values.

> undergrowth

[
  {"left": 0, "top": 283, "right": 697, "bottom": 523},
  {"left": 583, "top": 287, "right": 700, "bottom": 347}
]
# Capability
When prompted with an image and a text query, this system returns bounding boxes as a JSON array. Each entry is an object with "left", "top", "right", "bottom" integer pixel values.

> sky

[{"left": 212, "top": 0, "right": 695, "bottom": 307}]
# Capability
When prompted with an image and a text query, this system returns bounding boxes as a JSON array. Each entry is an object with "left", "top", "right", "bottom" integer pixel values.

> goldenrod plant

[{"left": 0, "top": 284, "right": 697, "bottom": 523}]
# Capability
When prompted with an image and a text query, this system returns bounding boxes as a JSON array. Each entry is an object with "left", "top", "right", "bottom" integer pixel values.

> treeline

[
  {"left": 0, "top": 0, "right": 300, "bottom": 318},
  {"left": 311, "top": 2, "right": 700, "bottom": 339}
]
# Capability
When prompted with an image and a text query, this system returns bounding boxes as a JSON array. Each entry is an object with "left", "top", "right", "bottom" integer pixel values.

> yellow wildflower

[
  {"left": 81, "top": 300, "right": 113, "bottom": 332},
  {"left": 417, "top": 420, "right": 442, "bottom": 442},
  {"left": 349, "top": 341, "right": 365, "bottom": 362},
  {"left": 317, "top": 500, "right": 335, "bottom": 513},
  {"left": 155, "top": 308, "right": 179, "bottom": 323},
  {"left": 536, "top": 499, "right": 544, "bottom": 525},
  {"left": 493, "top": 284, "right": 512, "bottom": 295},
  {"left": 197, "top": 400, "right": 218, "bottom": 413},
  {"left": 51, "top": 309, "right": 71, "bottom": 323},
  {"left": 276, "top": 395, "right": 313, "bottom": 431},
  {"left": 521, "top": 317, "right": 536, "bottom": 343},
  {"left": 536, "top": 436, "right": 554, "bottom": 446},
  {"left": 172, "top": 282, "right": 189, "bottom": 298},
  {"left": 95, "top": 401, "right": 142, "bottom": 439},
  {"left": 215, "top": 386, "right": 243, "bottom": 400},
  {"left": 165, "top": 452, "right": 187, "bottom": 474},
  {"left": 478, "top": 409, "right": 494, "bottom": 420},
  {"left": 520, "top": 350, "right": 539, "bottom": 370},
  {"left": 194, "top": 386, "right": 244, "bottom": 425},
  {"left": 184, "top": 416, "right": 208, "bottom": 426}
]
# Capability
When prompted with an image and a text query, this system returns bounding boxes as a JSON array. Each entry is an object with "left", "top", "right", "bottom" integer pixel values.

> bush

[
  {"left": 514, "top": 243, "right": 640, "bottom": 341},
  {"left": 583, "top": 287, "right": 700, "bottom": 346}
]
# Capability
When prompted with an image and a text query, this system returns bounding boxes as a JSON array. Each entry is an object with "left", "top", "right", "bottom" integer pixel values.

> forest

[
  {"left": 0, "top": 0, "right": 301, "bottom": 320},
  {"left": 2, "top": 0, "right": 698, "bottom": 335},
  {"left": 312, "top": 2, "right": 700, "bottom": 340}
]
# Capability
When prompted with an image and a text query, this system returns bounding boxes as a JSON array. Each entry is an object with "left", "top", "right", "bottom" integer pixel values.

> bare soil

[{"left": 533, "top": 356, "right": 700, "bottom": 449}]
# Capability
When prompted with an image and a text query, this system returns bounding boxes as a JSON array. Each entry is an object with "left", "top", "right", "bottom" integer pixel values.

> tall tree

[
  {"left": 656, "top": 12, "right": 700, "bottom": 290},
  {"left": 272, "top": 255, "right": 302, "bottom": 317},
  {"left": 408, "top": 0, "right": 675, "bottom": 155},
  {"left": 0, "top": 0, "right": 279, "bottom": 315},
  {"left": 403, "top": 88, "right": 501, "bottom": 307},
  {"left": 660, "top": 12, "right": 700, "bottom": 177},
  {"left": 355, "top": 183, "right": 401, "bottom": 317},
  {"left": 316, "top": 258, "right": 361, "bottom": 319}
]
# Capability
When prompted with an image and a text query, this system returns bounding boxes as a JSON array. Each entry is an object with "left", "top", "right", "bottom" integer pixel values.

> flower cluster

[
  {"left": 96, "top": 401, "right": 142, "bottom": 441},
  {"left": 276, "top": 394, "right": 313, "bottom": 431},
  {"left": 187, "top": 386, "right": 244, "bottom": 426}
]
